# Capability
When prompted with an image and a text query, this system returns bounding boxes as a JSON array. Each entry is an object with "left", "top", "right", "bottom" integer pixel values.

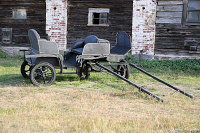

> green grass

[
  {"left": 0, "top": 49, "right": 10, "bottom": 59},
  {"left": 127, "top": 55, "right": 200, "bottom": 75},
  {"left": 0, "top": 50, "right": 200, "bottom": 132}
]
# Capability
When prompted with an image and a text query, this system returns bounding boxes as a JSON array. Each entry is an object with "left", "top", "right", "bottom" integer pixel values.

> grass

[{"left": 0, "top": 50, "right": 200, "bottom": 132}]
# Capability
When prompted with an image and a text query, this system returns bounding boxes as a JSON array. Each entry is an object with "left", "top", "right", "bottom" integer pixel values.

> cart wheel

[
  {"left": 77, "top": 62, "right": 90, "bottom": 80},
  {"left": 21, "top": 61, "right": 32, "bottom": 79},
  {"left": 117, "top": 63, "right": 130, "bottom": 79},
  {"left": 30, "top": 62, "right": 56, "bottom": 86}
]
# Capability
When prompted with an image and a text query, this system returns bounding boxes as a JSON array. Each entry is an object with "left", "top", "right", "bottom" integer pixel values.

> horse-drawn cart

[
  {"left": 21, "top": 29, "right": 131, "bottom": 86},
  {"left": 20, "top": 29, "right": 194, "bottom": 102}
]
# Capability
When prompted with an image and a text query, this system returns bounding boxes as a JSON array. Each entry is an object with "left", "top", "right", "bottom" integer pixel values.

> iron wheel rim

[
  {"left": 30, "top": 62, "right": 56, "bottom": 86},
  {"left": 21, "top": 61, "right": 32, "bottom": 79}
]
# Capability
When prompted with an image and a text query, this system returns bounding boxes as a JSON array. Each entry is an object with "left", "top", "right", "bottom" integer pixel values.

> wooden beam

[
  {"left": 157, "top": 5, "right": 183, "bottom": 12},
  {"left": 158, "top": 1, "right": 183, "bottom": 5}
]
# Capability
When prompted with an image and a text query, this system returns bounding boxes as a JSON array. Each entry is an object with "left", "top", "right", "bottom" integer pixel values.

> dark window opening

[
  {"left": 92, "top": 12, "right": 108, "bottom": 25},
  {"left": 93, "top": 13, "right": 100, "bottom": 24},
  {"left": 2, "top": 28, "right": 12, "bottom": 44}
]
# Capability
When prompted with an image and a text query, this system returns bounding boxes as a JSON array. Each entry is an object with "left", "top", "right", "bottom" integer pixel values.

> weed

[
  {"left": 126, "top": 55, "right": 200, "bottom": 76},
  {"left": 0, "top": 49, "right": 11, "bottom": 58}
]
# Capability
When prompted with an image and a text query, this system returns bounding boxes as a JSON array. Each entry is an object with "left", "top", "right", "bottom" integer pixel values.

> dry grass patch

[{"left": 0, "top": 85, "right": 199, "bottom": 133}]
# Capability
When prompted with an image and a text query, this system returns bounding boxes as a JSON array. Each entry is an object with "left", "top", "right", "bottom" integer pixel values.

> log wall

[
  {"left": 0, "top": 0, "right": 46, "bottom": 46},
  {"left": 155, "top": 0, "right": 200, "bottom": 55},
  {"left": 67, "top": 0, "right": 133, "bottom": 47}
]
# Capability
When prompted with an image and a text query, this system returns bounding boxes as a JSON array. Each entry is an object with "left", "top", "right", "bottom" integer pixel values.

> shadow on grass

[
  {"left": 109, "top": 90, "right": 162, "bottom": 103},
  {"left": 0, "top": 57, "right": 22, "bottom": 68},
  {"left": 56, "top": 75, "right": 80, "bottom": 82},
  {"left": 0, "top": 74, "right": 30, "bottom": 87},
  {"left": 0, "top": 63, "right": 21, "bottom": 68},
  {"left": 0, "top": 74, "right": 81, "bottom": 87}
]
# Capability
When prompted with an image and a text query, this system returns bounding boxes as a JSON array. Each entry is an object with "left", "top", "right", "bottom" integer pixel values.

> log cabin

[{"left": 0, "top": 0, "right": 200, "bottom": 59}]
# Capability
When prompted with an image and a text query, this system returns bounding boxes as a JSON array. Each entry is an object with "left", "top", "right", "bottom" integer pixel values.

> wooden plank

[
  {"left": 158, "top": 1, "right": 183, "bottom": 5},
  {"left": 157, "top": 5, "right": 183, "bottom": 12},
  {"left": 156, "top": 17, "right": 182, "bottom": 23},
  {"left": 157, "top": 12, "right": 182, "bottom": 18}
]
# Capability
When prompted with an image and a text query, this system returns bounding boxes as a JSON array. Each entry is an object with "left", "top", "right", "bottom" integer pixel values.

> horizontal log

[
  {"left": 156, "top": 17, "right": 182, "bottom": 23},
  {"left": 158, "top": 1, "right": 183, "bottom": 5},
  {"left": 157, "top": 5, "right": 183, "bottom": 12},
  {"left": 157, "top": 12, "right": 182, "bottom": 18}
]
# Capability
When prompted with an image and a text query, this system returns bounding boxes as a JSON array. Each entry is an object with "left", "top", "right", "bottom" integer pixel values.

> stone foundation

[
  {"left": 133, "top": 54, "right": 200, "bottom": 60},
  {"left": 1, "top": 46, "right": 29, "bottom": 57}
]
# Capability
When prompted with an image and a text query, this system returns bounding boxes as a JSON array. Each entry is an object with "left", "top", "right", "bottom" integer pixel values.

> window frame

[
  {"left": 183, "top": 0, "right": 200, "bottom": 25},
  {"left": 88, "top": 8, "right": 110, "bottom": 26},
  {"left": 1, "top": 28, "right": 12, "bottom": 44},
  {"left": 12, "top": 8, "right": 27, "bottom": 19}
]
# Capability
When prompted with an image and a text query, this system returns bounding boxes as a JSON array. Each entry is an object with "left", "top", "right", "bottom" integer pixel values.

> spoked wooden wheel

[
  {"left": 77, "top": 62, "right": 90, "bottom": 80},
  {"left": 30, "top": 62, "right": 56, "bottom": 86},
  {"left": 117, "top": 63, "right": 130, "bottom": 79},
  {"left": 21, "top": 61, "right": 32, "bottom": 79}
]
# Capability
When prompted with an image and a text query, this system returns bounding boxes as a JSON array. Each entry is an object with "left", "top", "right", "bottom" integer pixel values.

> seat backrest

[
  {"left": 39, "top": 40, "right": 59, "bottom": 55},
  {"left": 71, "top": 40, "right": 84, "bottom": 49},
  {"left": 82, "top": 39, "right": 110, "bottom": 56},
  {"left": 28, "top": 29, "right": 40, "bottom": 52},
  {"left": 116, "top": 31, "right": 131, "bottom": 48},
  {"left": 28, "top": 29, "right": 59, "bottom": 55},
  {"left": 84, "top": 35, "right": 98, "bottom": 44}
]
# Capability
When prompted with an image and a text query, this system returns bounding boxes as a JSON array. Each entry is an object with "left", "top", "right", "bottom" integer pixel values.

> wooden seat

[
  {"left": 71, "top": 35, "right": 99, "bottom": 55},
  {"left": 110, "top": 32, "right": 131, "bottom": 55},
  {"left": 28, "top": 29, "right": 59, "bottom": 55}
]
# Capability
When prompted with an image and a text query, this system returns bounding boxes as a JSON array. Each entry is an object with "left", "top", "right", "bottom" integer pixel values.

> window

[
  {"left": 2, "top": 28, "right": 12, "bottom": 44},
  {"left": 12, "top": 9, "right": 27, "bottom": 19},
  {"left": 88, "top": 8, "right": 110, "bottom": 26},
  {"left": 185, "top": 0, "right": 200, "bottom": 24}
]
